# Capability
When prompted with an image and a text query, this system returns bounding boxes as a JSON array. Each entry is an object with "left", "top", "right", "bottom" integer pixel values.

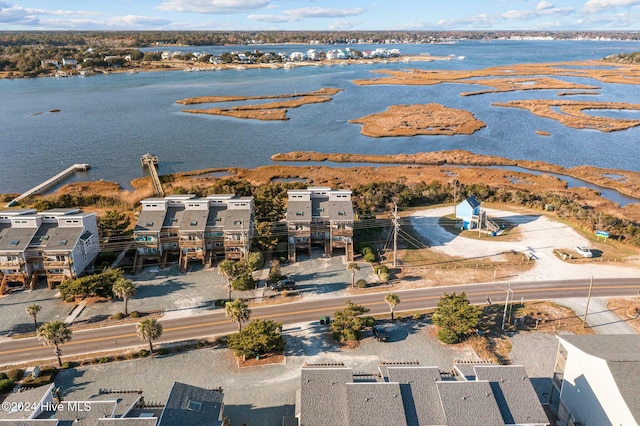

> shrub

[
  {"left": 248, "top": 251, "right": 265, "bottom": 270},
  {"left": 437, "top": 328, "right": 460, "bottom": 344},
  {"left": 61, "top": 362, "right": 76, "bottom": 369},
  {"left": 0, "top": 379, "right": 15, "bottom": 393},
  {"left": 379, "top": 272, "right": 390, "bottom": 283},
  {"left": 355, "top": 279, "right": 368, "bottom": 288},
  {"left": 412, "top": 313, "right": 422, "bottom": 320},
  {"left": 361, "top": 246, "right": 373, "bottom": 256},
  {"left": 156, "top": 348, "right": 169, "bottom": 355},
  {"left": 129, "top": 311, "right": 140, "bottom": 318},
  {"left": 374, "top": 264, "right": 389, "bottom": 274},
  {"left": 138, "top": 349, "right": 150, "bottom": 357},
  {"left": 97, "top": 357, "right": 110, "bottom": 364},
  {"left": 112, "top": 312, "right": 124, "bottom": 320},
  {"left": 0, "top": 372, "right": 7, "bottom": 380},
  {"left": 214, "top": 299, "right": 227, "bottom": 307},
  {"left": 6, "top": 369, "right": 23, "bottom": 381},
  {"left": 363, "top": 252, "right": 376, "bottom": 263},
  {"left": 232, "top": 274, "right": 255, "bottom": 291}
]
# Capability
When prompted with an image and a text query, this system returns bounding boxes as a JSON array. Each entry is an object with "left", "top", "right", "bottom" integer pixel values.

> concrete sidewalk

[{"left": 555, "top": 297, "right": 636, "bottom": 334}]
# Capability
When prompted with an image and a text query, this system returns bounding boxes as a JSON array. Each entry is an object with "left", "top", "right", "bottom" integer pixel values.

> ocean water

[{"left": 2, "top": 39, "right": 640, "bottom": 194}]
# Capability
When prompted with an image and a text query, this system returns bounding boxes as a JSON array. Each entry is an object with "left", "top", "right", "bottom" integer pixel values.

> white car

[{"left": 575, "top": 245, "right": 593, "bottom": 258}]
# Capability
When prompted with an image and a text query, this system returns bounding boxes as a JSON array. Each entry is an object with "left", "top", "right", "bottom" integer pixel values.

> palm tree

[
  {"left": 385, "top": 293, "right": 400, "bottom": 321},
  {"left": 347, "top": 262, "right": 360, "bottom": 288},
  {"left": 218, "top": 259, "right": 236, "bottom": 300},
  {"left": 26, "top": 304, "right": 41, "bottom": 331},
  {"left": 225, "top": 298, "right": 251, "bottom": 331},
  {"left": 112, "top": 277, "right": 136, "bottom": 316},
  {"left": 136, "top": 318, "right": 163, "bottom": 353},
  {"left": 37, "top": 321, "right": 72, "bottom": 367}
]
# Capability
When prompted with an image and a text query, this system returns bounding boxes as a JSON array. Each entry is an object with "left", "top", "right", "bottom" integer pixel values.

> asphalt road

[{"left": 1, "top": 277, "right": 638, "bottom": 367}]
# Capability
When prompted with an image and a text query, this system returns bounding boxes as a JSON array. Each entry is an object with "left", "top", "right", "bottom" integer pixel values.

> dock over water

[
  {"left": 141, "top": 153, "right": 164, "bottom": 197},
  {"left": 7, "top": 163, "right": 90, "bottom": 207}
]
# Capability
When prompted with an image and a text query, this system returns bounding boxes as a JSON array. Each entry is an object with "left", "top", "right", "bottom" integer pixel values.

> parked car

[
  {"left": 271, "top": 278, "right": 296, "bottom": 291},
  {"left": 373, "top": 326, "right": 389, "bottom": 342},
  {"left": 574, "top": 245, "right": 593, "bottom": 258}
]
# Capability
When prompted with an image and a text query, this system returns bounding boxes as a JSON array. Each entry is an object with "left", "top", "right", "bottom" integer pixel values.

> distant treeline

[{"left": 2, "top": 30, "right": 640, "bottom": 49}]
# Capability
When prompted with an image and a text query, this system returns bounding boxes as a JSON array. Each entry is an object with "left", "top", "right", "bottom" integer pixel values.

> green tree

[
  {"left": 227, "top": 319, "right": 285, "bottom": 359},
  {"left": 136, "top": 318, "right": 163, "bottom": 353},
  {"left": 98, "top": 210, "right": 130, "bottom": 241},
  {"left": 385, "top": 293, "right": 400, "bottom": 321},
  {"left": 347, "top": 262, "right": 360, "bottom": 288},
  {"left": 26, "top": 303, "right": 41, "bottom": 331},
  {"left": 269, "top": 258, "right": 282, "bottom": 283},
  {"left": 37, "top": 321, "right": 72, "bottom": 367},
  {"left": 218, "top": 260, "right": 236, "bottom": 300},
  {"left": 225, "top": 298, "right": 251, "bottom": 331},
  {"left": 432, "top": 292, "right": 481, "bottom": 344},
  {"left": 247, "top": 250, "right": 264, "bottom": 271},
  {"left": 254, "top": 221, "right": 279, "bottom": 251},
  {"left": 330, "top": 301, "right": 374, "bottom": 342},
  {"left": 58, "top": 268, "right": 124, "bottom": 300},
  {"left": 112, "top": 277, "right": 136, "bottom": 316}
]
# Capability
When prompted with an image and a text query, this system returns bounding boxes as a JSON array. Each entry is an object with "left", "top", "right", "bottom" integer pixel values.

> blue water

[{"left": 2, "top": 40, "right": 640, "bottom": 194}]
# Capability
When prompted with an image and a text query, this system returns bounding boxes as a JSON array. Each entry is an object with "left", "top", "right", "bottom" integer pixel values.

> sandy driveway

[{"left": 410, "top": 206, "right": 640, "bottom": 282}]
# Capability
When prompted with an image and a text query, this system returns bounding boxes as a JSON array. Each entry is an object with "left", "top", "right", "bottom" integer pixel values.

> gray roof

[
  {"left": 89, "top": 392, "right": 143, "bottom": 419},
  {"left": 387, "top": 367, "right": 446, "bottom": 426},
  {"left": 436, "top": 381, "right": 504, "bottom": 426},
  {"left": 299, "top": 367, "right": 352, "bottom": 426},
  {"left": 179, "top": 209, "right": 208, "bottom": 233},
  {"left": 158, "top": 382, "right": 224, "bottom": 426},
  {"left": 134, "top": 209, "right": 166, "bottom": 233},
  {"left": 206, "top": 206, "right": 252, "bottom": 231},
  {"left": 607, "top": 361, "right": 640, "bottom": 424},
  {"left": 560, "top": 335, "right": 640, "bottom": 362},
  {"left": 37, "top": 400, "right": 120, "bottom": 426},
  {"left": 474, "top": 365, "right": 548, "bottom": 425},
  {"left": 33, "top": 223, "right": 85, "bottom": 253},
  {"left": 286, "top": 200, "right": 311, "bottom": 222},
  {"left": 345, "top": 382, "right": 407, "bottom": 426},
  {"left": 0, "top": 421, "right": 58, "bottom": 425},
  {"left": 0, "top": 225, "right": 38, "bottom": 252},
  {"left": 0, "top": 384, "right": 54, "bottom": 420},
  {"left": 162, "top": 206, "right": 184, "bottom": 228},
  {"left": 96, "top": 418, "right": 158, "bottom": 426}
]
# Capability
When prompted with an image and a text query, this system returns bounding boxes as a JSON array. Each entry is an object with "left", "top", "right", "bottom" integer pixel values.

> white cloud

[
  {"left": 394, "top": 22, "right": 428, "bottom": 30},
  {"left": 249, "top": 6, "right": 365, "bottom": 23},
  {"left": 583, "top": 0, "right": 640, "bottom": 13},
  {"left": 156, "top": 0, "right": 270, "bottom": 14},
  {"left": 537, "top": 0, "right": 554, "bottom": 10},
  {"left": 437, "top": 14, "right": 497, "bottom": 29},
  {"left": 329, "top": 19, "right": 361, "bottom": 30}
]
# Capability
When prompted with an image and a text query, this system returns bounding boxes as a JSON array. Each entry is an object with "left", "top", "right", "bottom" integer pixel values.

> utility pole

[
  {"left": 393, "top": 204, "right": 398, "bottom": 268},
  {"left": 583, "top": 276, "right": 594, "bottom": 328},
  {"left": 501, "top": 283, "right": 512, "bottom": 331}
]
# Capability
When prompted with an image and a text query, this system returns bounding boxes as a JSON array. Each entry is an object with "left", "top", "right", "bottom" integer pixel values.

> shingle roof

[
  {"left": 286, "top": 200, "right": 311, "bottom": 222},
  {"left": 345, "top": 382, "right": 407, "bottom": 426},
  {"left": 560, "top": 335, "right": 640, "bottom": 362},
  {"left": 386, "top": 367, "right": 446, "bottom": 426},
  {"left": 162, "top": 206, "right": 185, "bottom": 228},
  {"left": 36, "top": 224, "right": 85, "bottom": 252},
  {"left": 37, "top": 400, "right": 120, "bottom": 426},
  {"left": 607, "top": 361, "right": 640, "bottom": 424},
  {"left": 0, "top": 384, "right": 54, "bottom": 420},
  {"left": 158, "top": 382, "right": 224, "bottom": 426},
  {"left": 96, "top": 418, "right": 158, "bottom": 426},
  {"left": 89, "top": 392, "right": 143, "bottom": 419},
  {"left": 134, "top": 209, "right": 166, "bottom": 233},
  {"left": 178, "top": 209, "right": 208, "bottom": 232},
  {"left": 436, "top": 381, "right": 504, "bottom": 426},
  {"left": 299, "top": 367, "right": 352, "bottom": 426},
  {"left": 474, "top": 365, "right": 548, "bottom": 425},
  {"left": 0, "top": 225, "right": 38, "bottom": 252}
]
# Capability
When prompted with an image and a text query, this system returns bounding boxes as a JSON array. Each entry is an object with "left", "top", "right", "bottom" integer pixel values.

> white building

[
  {"left": 0, "top": 208, "right": 99, "bottom": 292},
  {"left": 553, "top": 335, "right": 640, "bottom": 426}
]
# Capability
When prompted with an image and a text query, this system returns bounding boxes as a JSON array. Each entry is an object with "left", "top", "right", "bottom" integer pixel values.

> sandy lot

[{"left": 410, "top": 206, "right": 640, "bottom": 282}]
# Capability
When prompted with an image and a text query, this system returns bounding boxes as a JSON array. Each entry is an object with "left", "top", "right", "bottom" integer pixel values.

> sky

[{"left": 1, "top": 0, "right": 640, "bottom": 32}]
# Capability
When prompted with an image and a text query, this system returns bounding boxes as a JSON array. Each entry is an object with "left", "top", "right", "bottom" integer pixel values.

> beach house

[
  {"left": 133, "top": 195, "right": 254, "bottom": 272},
  {"left": 0, "top": 208, "right": 99, "bottom": 292},
  {"left": 286, "top": 187, "right": 354, "bottom": 262}
]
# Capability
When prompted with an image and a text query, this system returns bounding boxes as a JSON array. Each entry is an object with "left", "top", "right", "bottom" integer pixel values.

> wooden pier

[
  {"left": 6, "top": 163, "right": 90, "bottom": 207},
  {"left": 141, "top": 153, "right": 164, "bottom": 197}
]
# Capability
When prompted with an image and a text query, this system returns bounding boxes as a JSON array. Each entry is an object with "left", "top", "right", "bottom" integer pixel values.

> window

[
  {"left": 145, "top": 222, "right": 154, "bottom": 227},
  {"left": 296, "top": 211, "right": 304, "bottom": 216},
  {"left": 338, "top": 211, "right": 345, "bottom": 216},
  {"left": 59, "top": 240, "right": 68, "bottom": 245},
  {"left": 233, "top": 220, "right": 242, "bottom": 226},
  {"left": 215, "top": 217, "right": 222, "bottom": 222},
  {"left": 190, "top": 221, "right": 198, "bottom": 226},
  {"left": 9, "top": 240, "right": 19, "bottom": 246}
]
